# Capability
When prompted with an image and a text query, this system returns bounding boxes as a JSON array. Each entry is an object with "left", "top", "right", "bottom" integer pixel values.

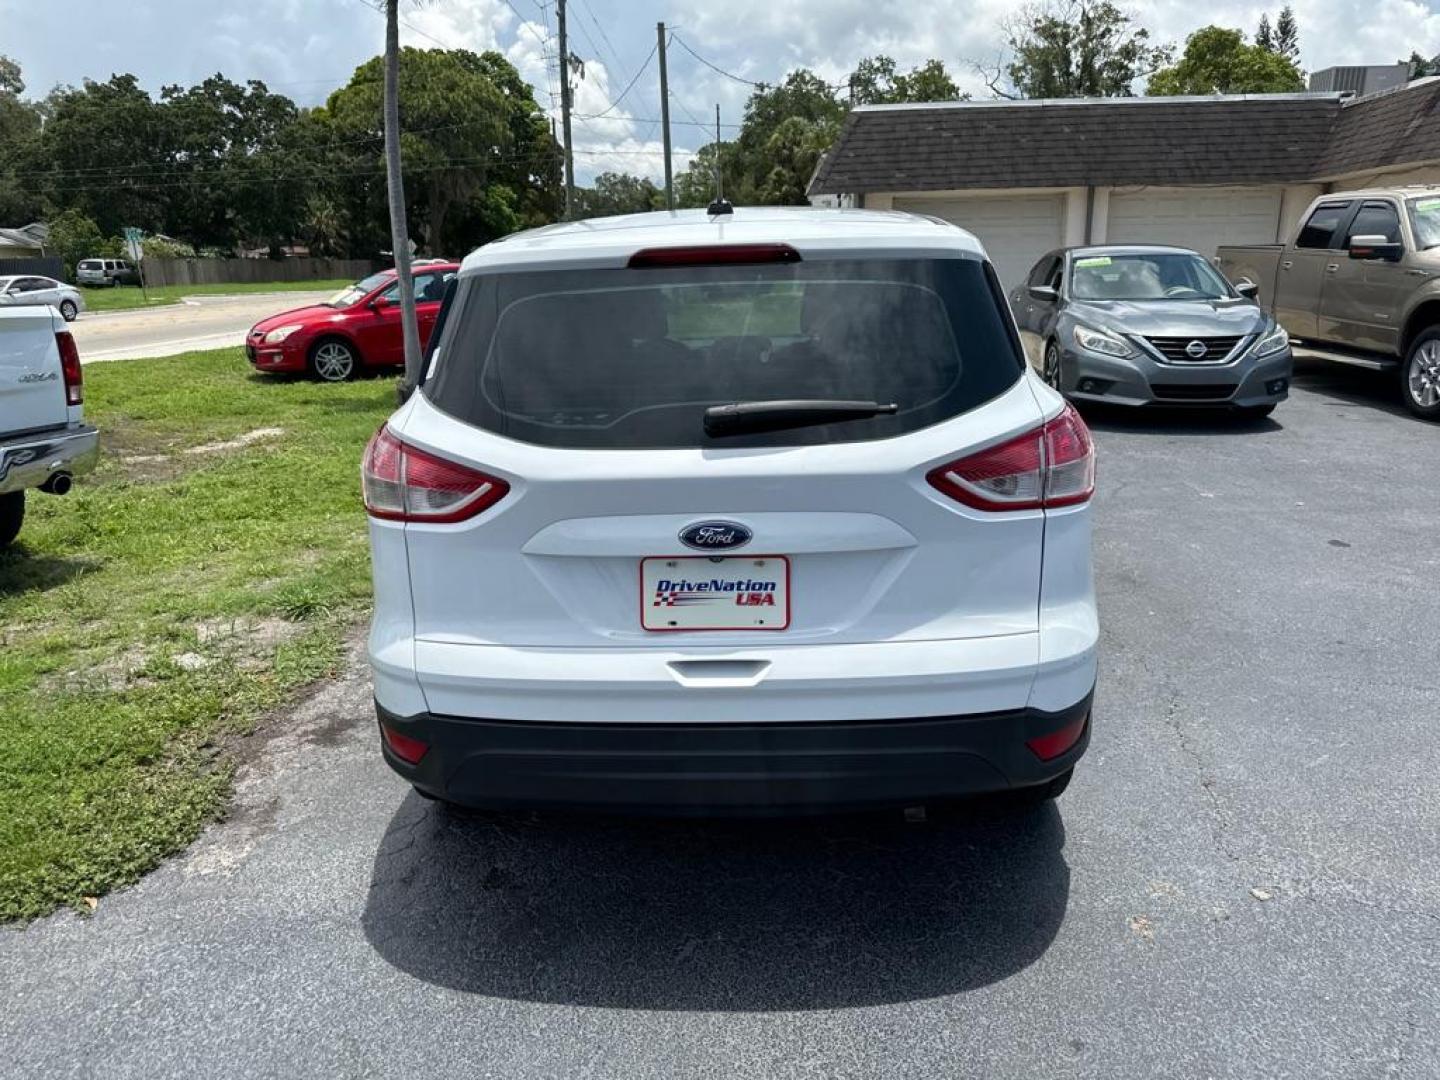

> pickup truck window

[
  {"left": 1296, "top": 203, "right": 1353, "bottom": 250},
  {"left": 1408, "top": 197, "right": 1440, "bottom": 249},
  {"left": 1345, "top": 202, "right": 1402, "bottom": 245}
]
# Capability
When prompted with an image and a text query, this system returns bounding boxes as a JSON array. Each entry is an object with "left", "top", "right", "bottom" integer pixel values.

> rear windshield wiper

[{"left": 703, "top": 399, "right": 899, "bottom": 437}]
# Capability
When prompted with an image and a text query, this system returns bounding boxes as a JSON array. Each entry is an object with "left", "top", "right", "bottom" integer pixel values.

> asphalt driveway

[{"left": 2, "top": 356, "right": 1437, "bottom": 1079}]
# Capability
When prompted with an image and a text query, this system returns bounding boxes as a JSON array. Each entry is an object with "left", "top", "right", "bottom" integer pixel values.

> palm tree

[{"left": 384, "top": 0, "right": 423, "bottom": 401}]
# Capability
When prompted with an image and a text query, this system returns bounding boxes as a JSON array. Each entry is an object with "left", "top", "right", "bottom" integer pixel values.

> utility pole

[
  {"left": 384, "top": 0, "right": 422, "bottom": 402},
  {"left": 658, "top": 22, "right": 674, "bottom": 211},
  {"left": 557, "top": 0, "right": 575, "bottom": 219}
]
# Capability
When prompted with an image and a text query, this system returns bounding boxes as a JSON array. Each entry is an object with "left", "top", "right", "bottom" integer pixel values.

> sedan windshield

[
  {"left": 1408, "top": 197, "right": 1440, "bottom": 249},
  {"left": 327, "top": 271, "right": 392, "bottom": 308},
  {"left": 1071, "top": 253, "right": 1233, "bottom": 301}
]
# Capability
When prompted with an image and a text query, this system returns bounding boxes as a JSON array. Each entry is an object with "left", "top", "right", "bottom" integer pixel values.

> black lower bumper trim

[{"left": 376, "top": 692, "right": 1093, "bottom": 815}]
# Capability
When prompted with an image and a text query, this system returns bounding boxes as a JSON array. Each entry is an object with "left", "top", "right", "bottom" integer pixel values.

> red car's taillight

[
  {"left": 926, "top": 404, "right": 1095, "bottom": 512},
  {"left": 361, "top": 425, "right": 510, "bottom": 523},
  {"left": 55, "top": 331, "right": 83, "bottom": 406}
]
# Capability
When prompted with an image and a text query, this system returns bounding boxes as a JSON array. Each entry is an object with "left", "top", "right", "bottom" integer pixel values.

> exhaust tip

[{"left": 41, "top": 472, "right": 72, "bottom": 496}]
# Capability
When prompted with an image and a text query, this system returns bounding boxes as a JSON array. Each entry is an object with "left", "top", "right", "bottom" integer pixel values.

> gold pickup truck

[{"left": 1217, "top": 187, "right": 1440, "bottom": 420}]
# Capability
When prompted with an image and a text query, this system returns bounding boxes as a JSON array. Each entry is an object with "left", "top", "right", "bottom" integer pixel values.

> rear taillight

[
  {"left": 361, "top": 425, "right": 509, "bottom": 523},
  {"left": 381, "top": 723, "right": 429, "bottom": 765},
  {"left": 926, "top": 404, "right": 1095, "bottom": 512},
  {"left": 1027, "top": 713, "right": 1088, "bottom": 761},
  {"left": 627, "top": 243, "right": 802, "bottom": 268},
  {"left": 55, "top": 331, "right": 83, "bottom": 407}
]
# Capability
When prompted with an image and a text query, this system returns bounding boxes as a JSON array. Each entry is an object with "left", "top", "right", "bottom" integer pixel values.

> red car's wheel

[{"left": 310, "top": 338, "right": 358, "bottom": 382}]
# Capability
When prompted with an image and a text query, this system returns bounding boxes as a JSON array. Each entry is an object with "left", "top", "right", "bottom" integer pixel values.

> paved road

[
  {"left": 2, "top": 358, "right": 1437, "bottom": 1079},
  {"left": 72, "top": 291, "right": 334, "bottom": 363}
]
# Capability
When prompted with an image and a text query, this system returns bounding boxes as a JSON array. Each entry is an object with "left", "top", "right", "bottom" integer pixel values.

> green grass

[
  {"left": 0, "top": 349, "right": 393, "bottom": 920},
  {"left": 81, "top": 279, "right": 354, "bottom": 313}
]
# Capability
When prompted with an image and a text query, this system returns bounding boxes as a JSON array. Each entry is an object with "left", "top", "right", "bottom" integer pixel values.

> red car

[{"left": 245, "top": 264, "right": 459, "bottom": 381}]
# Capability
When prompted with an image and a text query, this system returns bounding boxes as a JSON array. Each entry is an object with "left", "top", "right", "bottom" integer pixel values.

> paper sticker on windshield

[
  {"left": 1075, "top": 256, "right": 1112, "bottom": 267},
  {"left": 1416, "top": 199, "right": 1440, "bottom": 211}
]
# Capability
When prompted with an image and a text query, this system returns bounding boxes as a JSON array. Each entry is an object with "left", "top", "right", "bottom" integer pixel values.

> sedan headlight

[
  {"left": 1073, "top": 324, "right": 1134, "bottom": 358},
  {"left": 1252, "top": 324, "right": 1289, "bottom": 358},
  {"left": 263, "top": 324, "right": 304, "bottom": 344}
]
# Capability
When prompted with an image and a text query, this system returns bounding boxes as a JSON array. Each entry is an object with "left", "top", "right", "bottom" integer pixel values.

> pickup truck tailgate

[{"left": 0, "top": 308, "right": 67, "bottom": 433}]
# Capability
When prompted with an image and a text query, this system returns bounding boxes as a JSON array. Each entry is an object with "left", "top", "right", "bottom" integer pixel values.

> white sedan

[{"left": 0, "top": 275, "right": 85, "bottom": 322}]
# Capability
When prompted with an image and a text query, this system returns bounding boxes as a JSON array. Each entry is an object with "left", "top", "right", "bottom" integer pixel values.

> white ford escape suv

[{"left": 363, "top": 207, "right": 1098, "bottom": 814}]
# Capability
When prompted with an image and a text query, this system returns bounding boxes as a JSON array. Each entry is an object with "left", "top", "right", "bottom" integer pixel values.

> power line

[
  {"left": 575, "top": 40, "right": 658, "bottom": 120},
  {"left": 669, "top": 34, "right": 764, "bottom": 88},
  {"left": 576, "top": 113, "right": 739, "bottom": 128},
  {"left": 529, "top": 0, "right": 562, "bottom": 110}
]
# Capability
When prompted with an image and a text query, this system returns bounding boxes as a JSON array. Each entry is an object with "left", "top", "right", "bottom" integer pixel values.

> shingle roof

[
  {"left": 808, "top": 83, "right": 1440, "bottom": 195},
  {"left": 1314, "top": 77, "right": 1440, "bottom": 177}
]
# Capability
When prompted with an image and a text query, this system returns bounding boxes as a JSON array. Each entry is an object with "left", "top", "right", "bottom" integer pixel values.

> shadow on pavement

[
  {"left": 1287, "top": 356, "right": 1413, "bottom": 420},
  {"left": 362, "top": 794, "right": 1070, "bottom": 1011}
]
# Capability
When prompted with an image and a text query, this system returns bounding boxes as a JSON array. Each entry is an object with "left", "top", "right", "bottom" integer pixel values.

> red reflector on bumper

[
  {"left": 1026, "top": 714, "right": 1088, "bottom": 761},
  {"left": 382, "top": 724, "right": 429, "bottom": 765}
]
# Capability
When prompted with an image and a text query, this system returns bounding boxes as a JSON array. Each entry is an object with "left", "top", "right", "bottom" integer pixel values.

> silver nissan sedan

[
  {"left": 1010, "top": 245, "right": 1292, "bottom": 418},
  {"left": 0, "top": 275, "right": 86, "bottom": 322}
]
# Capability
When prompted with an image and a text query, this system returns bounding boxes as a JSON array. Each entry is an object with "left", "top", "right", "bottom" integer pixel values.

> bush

[
  {"left": 139, "top": 235, "right": 197, "bottom": 259},
  {"left": 44, "top": 209, "right": 119, "bottom": 281}
]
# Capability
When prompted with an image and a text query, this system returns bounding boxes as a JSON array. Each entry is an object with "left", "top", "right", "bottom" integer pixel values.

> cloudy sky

[{"left": 5, "top": 0, "right": 1440, "bottom": 182}]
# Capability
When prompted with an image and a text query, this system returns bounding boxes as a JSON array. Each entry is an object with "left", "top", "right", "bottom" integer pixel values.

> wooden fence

[{"left": 139, "top": 257, "right": 379, "bottom": 288}]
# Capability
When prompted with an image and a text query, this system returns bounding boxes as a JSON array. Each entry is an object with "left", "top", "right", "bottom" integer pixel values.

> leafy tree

[
  {"left": 1148, "top": 27, "right": 1305, "bottom": 95},
  {"left": 675, "top": 70, "right": 843, "bottom": 208},
  {"left": 0, "top": 56, "right": 43, "bottom": 223},
  {"left": 576, "top": 172, "right": 663, "bottom": 217},
  {"left": 673, "top": 141, "right": 735, "bottom": 208},
  {"left": 848, "top": 56, "right": 964, "bottom": 104},
  {"left": 1274, "top": 6, "right": 1300, "bottom": 63},
  {"left": 755, "top": 116, "right": 840, "bottom": 203},
  {"left": 0, "top": 55, "right": 24, "bottom": 96},
  {"left": 327, "top": 47, "right": 557, "bottom": 257},
  {"left": 998, "top": 0, "right": 1172, "bottom": 98},
  {"left": 34, "top": 75, "right": 171, "bottom": 235},
  {"left": 157, "top": 75, "right": 309, "bottom": 252},
  {"left": 1255, "top": 14, "right": 1275, "bottom": 53},
  {"left": 1407, "top": 51, "right": 1438, "bottom": 79},
  {"left": 44, "top": 208, "right": 116, "bottom": 279}
]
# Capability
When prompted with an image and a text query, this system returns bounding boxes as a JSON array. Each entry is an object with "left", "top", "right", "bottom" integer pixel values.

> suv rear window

[
  {"left": 423, "top": 257, "right": 1022, "bottom": 449},
  {"left": 79, "top": 260, "right": 101, "bottom": 270}
]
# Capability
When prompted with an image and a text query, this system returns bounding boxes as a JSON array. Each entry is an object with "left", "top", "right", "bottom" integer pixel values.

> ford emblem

[{"left": 679, "top": 520, "right": 752, "bottom": 551}]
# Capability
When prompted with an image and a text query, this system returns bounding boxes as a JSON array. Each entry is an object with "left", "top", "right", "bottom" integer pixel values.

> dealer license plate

[{"left": 641, "top": 556, "right": 790, "bottom": 631}]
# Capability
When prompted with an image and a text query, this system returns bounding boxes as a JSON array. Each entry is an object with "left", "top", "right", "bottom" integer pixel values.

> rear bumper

[
  {"left": 377, "top": 690, "right": 1093, "bottom": 814},
  {"left": 0, "top": 424, "right": 99, "bottom": 495}
]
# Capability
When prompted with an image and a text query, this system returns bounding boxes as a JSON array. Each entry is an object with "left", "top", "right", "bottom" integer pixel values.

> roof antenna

[{"left": 708, "top": 103, "right": 733, "bottom": 216}]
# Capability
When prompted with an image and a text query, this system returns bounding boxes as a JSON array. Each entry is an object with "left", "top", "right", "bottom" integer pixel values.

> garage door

[
  {"left": 892, "top": 194, "right": 1066, "bottom": 290},
  {"left": 1107, "top": 187, "right": 1282, "bottom": 258}
]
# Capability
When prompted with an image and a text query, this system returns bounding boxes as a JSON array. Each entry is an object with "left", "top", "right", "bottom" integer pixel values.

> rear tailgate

[
  {"left": 400, "top": 251, "right": 1044, "bottom": 650},
  {"left": 0, "top": 308, "right": 67, "bottom": 433}
]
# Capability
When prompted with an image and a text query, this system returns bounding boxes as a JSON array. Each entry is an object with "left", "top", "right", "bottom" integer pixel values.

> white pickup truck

[{"left": 0, "top": 308, "right": 99, "bottom": 547}]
